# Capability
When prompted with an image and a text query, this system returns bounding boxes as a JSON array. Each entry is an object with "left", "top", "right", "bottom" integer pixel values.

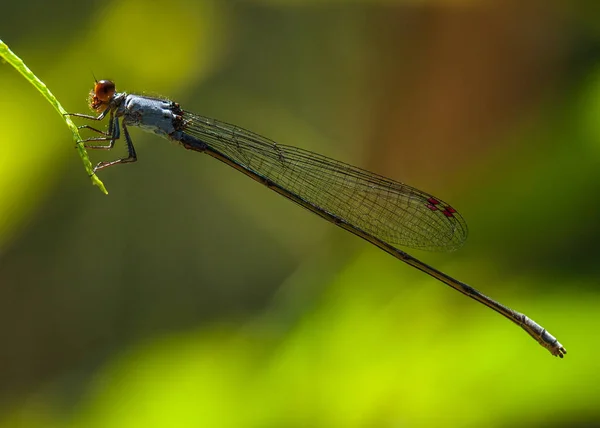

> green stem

[{"left": 0, "top": 39, "right": 108, "bottom": 194}]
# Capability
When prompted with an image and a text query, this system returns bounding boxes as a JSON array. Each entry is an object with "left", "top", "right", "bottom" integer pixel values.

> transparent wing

[{"left": 183, "top": 112, "right": 468, "bottom": 252}]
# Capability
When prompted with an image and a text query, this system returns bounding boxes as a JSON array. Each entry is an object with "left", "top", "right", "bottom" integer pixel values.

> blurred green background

[{"left": 1, "top": 0, "right": 599, "bottom": 427}]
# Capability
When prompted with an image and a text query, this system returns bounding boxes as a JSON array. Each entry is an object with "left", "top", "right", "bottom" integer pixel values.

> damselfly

[{"left": 67, "top": 79, "right": 566, "bottom": 357}]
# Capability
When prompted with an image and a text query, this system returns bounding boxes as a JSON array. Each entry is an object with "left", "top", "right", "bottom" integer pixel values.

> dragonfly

[{"left": 67, "top": 79, "right": 566, "bottom": 357}]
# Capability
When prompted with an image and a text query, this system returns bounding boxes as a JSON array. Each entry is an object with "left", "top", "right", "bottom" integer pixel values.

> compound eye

[{"left": 94, "top": 80, "right": 116, "bottom": 102}]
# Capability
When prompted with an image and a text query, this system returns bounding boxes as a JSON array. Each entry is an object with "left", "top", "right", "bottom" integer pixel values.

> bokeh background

[{"left": 1, "top": 0, "right": 599, "bottom": 427}]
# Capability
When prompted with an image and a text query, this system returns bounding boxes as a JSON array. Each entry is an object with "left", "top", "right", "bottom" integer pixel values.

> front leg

[{"left": 64, "top": 108, "right": 111, "bottom": 121}]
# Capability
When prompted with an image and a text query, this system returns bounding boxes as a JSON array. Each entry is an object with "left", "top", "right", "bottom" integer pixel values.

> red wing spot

[
  {"left": 426, "top": 204, "right": 439, "bottom": 211},
  {"left": 427, "top": 197, "right": 440, "bottom": 205},
  {"left": 442, "top": 209, "right": 455, "bottom": 217},
  {"left": 446, "top": 206, "right": 457, "bottom": 213}
]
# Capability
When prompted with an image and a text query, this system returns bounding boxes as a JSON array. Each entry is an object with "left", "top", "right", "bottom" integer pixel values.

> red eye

[{"left": 94, "top": 79, "right": 116, "bottom": 102}]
